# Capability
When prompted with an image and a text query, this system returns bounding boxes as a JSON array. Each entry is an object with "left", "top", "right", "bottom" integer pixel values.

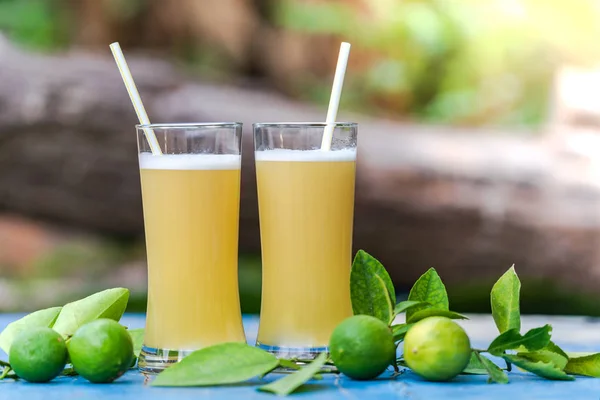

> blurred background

[{"left": 1, "top": 0, "right": 600, "bottom": 315}]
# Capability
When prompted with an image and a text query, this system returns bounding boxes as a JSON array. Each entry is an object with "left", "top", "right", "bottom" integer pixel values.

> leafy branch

[
  {"left": 381, "top": 254, "right": 600, "bottom": 385},
  {"left": 469, "top": 265, "right": 600, "bottom": 383}
]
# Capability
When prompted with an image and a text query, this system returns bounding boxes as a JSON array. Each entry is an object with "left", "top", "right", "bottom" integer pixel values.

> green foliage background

[{"left": 1, "top": 0, "right": 599, "bottom": 127}]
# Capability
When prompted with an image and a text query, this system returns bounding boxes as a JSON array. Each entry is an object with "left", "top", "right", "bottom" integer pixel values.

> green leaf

[
  {"left": 0, "top": 306, "right": 62, "bottom": 354},
  {"left": 406, "top": 309, "right": 468, "bottom": 324},
  {"left": 462, "top": 351, "right": 488, "bottom": 375},
  {"left": 127, "top": 328, "right": 144, "bottom": 358},
  {"left": 490, "top": 266, "right": 521, "bottom": 334},
  {"left": 546, "top": 341, "right": 569, "bottom": 358},
  {"left": 350, "top": 250, "right": 396, "bottom": 324},
  {"left": 258, "top": 353, "right": 327, "bottom": 396},
  {"left": 152, "top": 343, "right": 279, "bottom": 387},
  {"left": 564, "top": 353, "right": 600, "bottom": 377},
  {"left": 406, "top": 268, "right": 448, "bottom": 322},
  {"left": 391, "top": 323, "right": 413, "bottom": 341},
  {"left": 566, "top": 352, "right": 596, "bottom": 358},
  {"left": 393, "top": 301, "right": 428, "bottom": 316},
  {"left": 277, "top": 359, "right": 301, "bottom": 371},
  {"left": 517, "top": 341, "right": 568, "bottom": 370},
  {"left": 475, "top": 352, "right": 509, "bottom": 383},
  {"left": 487, "top": 325, "right": 552, "bottom": 356},
  {"left": 502, "top": 355, "right": 574, "bottom": 380},
  {"left": 52, "top": 288, "right": 129, "bottom": 337}
]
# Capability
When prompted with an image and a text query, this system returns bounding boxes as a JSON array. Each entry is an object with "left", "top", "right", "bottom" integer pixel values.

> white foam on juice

[
  {"left": 139, "top": 153, "right": 241, "bottom": 170},
  {"left": 254, "top": 148, "right": 356, "bottom": 162}
]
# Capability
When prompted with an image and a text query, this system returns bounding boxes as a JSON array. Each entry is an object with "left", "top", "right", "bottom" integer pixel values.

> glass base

[
  {"left": 256, "top": 342, "right": 337, "bottom": 373},
  {"left": 138, "top": 345, "right": 194, "bottom": 374}
]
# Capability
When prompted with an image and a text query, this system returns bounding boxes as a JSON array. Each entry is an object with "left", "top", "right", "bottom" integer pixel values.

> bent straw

[
  {"left": 109, "top": 42, "right": 162, "bottom": 155},
  {"left": 320, "top": 42, "right": 351, "bottom": 151}
]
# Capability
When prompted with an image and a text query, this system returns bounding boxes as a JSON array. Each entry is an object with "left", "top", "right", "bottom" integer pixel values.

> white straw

[
  {"left": 320, "top": 42, "right": 351, "bottom": 151},
  {"left": 109, "top": 42, "right": 162, "bottom": 155}
]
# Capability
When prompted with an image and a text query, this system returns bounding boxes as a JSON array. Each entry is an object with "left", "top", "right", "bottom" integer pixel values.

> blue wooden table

[{"left": 1, "top": 314, "right": 600, "bottom": 399}]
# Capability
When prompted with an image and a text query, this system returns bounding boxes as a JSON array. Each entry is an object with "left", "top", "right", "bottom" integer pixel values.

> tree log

[{"left": 2, "top": 37, "right": 600, "bottom": 291}]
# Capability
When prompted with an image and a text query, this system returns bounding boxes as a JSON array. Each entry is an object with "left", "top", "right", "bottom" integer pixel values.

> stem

[
  {"left": 392, "top": 355, "right": 400, "bottom": 373},
  {"left": 0, "top": 367, "right": 11, "bottom": 380},
  {"left": 504, "top": 351, "right": 512, "bottom": 372},
  {"left": 471, "top": 348, "right": 487, "bottom": 353},
  {"left": 61, "top": 367, "right": 78, "bottom": 377},
  {"left": 0, "top": 361, "right": 10, "bottom": 368},
  {"left": 391, "top": 369, "right": 405, "bottom": 378},
  {"left": 288, "top": 357, "right": 336, "bottom": 366}
]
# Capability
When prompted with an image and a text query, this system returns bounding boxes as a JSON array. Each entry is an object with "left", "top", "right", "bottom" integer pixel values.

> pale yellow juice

[
  {"left": 139, "top": 154, "right": 245, "bottom": 350},
  {"left": 255, "top": 149, "right": 356, "bottom": 348}
]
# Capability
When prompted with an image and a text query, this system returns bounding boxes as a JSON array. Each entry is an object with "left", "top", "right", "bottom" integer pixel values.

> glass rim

[
  {"left": 136, "top": 122, "right": 242, "bottom": 129},
  {"left": 253, "top": 122, "right": 357, "bottom": 128}
]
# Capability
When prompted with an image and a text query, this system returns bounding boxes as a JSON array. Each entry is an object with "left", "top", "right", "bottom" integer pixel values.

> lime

[
  {"left": 329, "top": 315, "right": 396, "bottom": 380},
  {"left": 9, "top": 327, "right": 67, "bottom": 383},
  {"left": 403, "top": 316, "right": 471, "bottom": 381},
  {"left": 68, "top": 319, "right": 133, "bottom": 383}
]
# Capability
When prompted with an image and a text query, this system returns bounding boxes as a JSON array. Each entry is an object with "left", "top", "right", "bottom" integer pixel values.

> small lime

[
  {"left": 68, "top": 319, "right": 133, "bottom": 383},
  {"left": 329, "top": 315, "right": 396, "bottom": 380},
  {"left": 9, "top": 327, "right": 67, "bottom": 383},
  {"left": 403, "top": 316, "right": 471, "bottom": 381}
]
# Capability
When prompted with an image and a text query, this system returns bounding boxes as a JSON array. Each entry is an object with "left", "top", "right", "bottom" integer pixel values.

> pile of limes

[
  {"left": 9, "top": 319, "right": 133, "bottom": 383},
  {"left": 329, "top": 315, "right": 471, "bottom": 381}
]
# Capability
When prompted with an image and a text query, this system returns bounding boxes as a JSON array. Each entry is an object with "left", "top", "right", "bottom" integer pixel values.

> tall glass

[
  {"left": 136, "top": 123, "right": 246, "bottom": 373},
  {"left": 254, "top": 122, "right": 357, "bottom": 360}
]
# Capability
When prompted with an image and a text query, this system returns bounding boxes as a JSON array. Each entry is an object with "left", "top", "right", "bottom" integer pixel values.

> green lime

[
  {"left": 403, "top": 316, "right": 471, "bottom": 381},
  {"left": 68, "top": 319, "right": 133, "bottom": 383},
  {"left": 329, "top": 315, "right": 396, "bottom": 380},
  {"left": 9, "top": 327, "right": 67, "bottom": 383}
]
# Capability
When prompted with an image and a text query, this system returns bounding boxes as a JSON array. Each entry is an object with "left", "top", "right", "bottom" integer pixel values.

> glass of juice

[
  {"left": 136, "top": 123, "right": 246, "bottom": 373},
  {"left": 253, "top": 122, "right": 357, "bottom": 360}
]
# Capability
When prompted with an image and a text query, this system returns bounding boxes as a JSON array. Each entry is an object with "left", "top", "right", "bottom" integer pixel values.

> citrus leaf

[
  {"left": 488, "top": 325, "right": 551, "bottom": 356},
  {"left": 475, "top": 352, "right": 509, "bottom": 383},
  {"left": 566, "top": 352, "right": 595, "bottom": 358},
  {"left": 52, "top": 288, "right": 129, "bottom": 337},
  {"left": 491, "top": 266, "right": 521, "bottom": 334},
  {"left": 502, "top": 355, "right": 574, "bottom": 380},
  {"left": 350, "top": 250, "right": 396, "bottom": 324},
  {"left": 391, "top": 323, "right": 413, "bottom": 342},
  {"left": 258, "top": 353, "right": 327, "bottom": 396},
  {"left": 406, "top": 309, "right": 468, "bottom": 324},
  {"left": 406, "top": 268, "right": 448, "bottom": 322},
  {"left": 0, "top": 307, "right": 62, "bottom": 354},
  {"left": 462, "top": 352, "right": 488, "bottom": 375},
  {"left": 517, "top": 341, "right": 568, "bottom": 370},
  {"left": 393, "top": 300, "right": 428, "bottom": 316},
  {"left": 127, "top": 328, "right": 144, "bottom": 358},
  {"left": 277, "top": 359, "right": 301, "bottom": 371},
  {"left": 564, "top": 353, "right": 600, "bottom": 377},
  {"left": 152, "top": 343, "right": 279, "bottom": 387}
]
